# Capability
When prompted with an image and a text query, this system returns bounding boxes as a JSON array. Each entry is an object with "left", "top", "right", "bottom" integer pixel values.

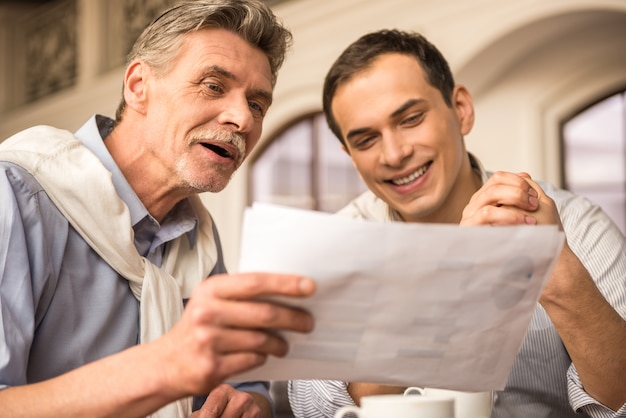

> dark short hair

[
  {"left": 115, "top": 0, "right": 292, "bottom": 123},
  {"left": 323, "top": 29, "right": 455, "bottom": 145}
]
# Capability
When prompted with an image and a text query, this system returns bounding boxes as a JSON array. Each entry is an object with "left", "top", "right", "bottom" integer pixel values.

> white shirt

[{"left": 288, "top": 154, "right": 626, "bottom": 418}]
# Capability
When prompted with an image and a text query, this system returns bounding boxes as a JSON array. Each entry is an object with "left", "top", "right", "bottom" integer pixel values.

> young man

[
  {"left": 0, "top": 1, "right": 316, "bottom": 417},
  {"left": 288, "top": 29, "right": 626, "bottom": 418}
]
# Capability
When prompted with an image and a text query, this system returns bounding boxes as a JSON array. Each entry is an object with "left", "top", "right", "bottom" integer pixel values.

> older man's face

[{"left": 143, "top": 28, "right": 273, "bottom": 194}]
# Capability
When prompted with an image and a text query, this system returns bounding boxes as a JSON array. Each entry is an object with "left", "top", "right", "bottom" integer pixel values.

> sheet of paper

[{"left": 232, "top": 203, "right": 565, "bottom": 391}]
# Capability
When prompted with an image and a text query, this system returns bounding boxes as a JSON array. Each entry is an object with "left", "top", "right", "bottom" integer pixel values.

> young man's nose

[{"left": 380, "top": 133, "right": 412, "bottom": 167}]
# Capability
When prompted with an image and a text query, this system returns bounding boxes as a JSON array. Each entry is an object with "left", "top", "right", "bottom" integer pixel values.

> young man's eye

[
  {"left": 355, "top": 136, "right": 375, "bottom": 150},
  {"left": 403, "top": 113, "right": 424, "bottom": 125}
]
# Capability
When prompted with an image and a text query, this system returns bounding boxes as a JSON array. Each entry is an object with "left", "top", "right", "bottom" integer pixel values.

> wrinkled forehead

[{"left": 176, "top": 29, "right": 273, "bottom": 88}]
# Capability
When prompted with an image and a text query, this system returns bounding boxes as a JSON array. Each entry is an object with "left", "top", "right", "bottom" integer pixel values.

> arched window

[
  {"left": 249, "top": 112, "right": 367, "bottom": 212},
  {"left": 562, "top": 91, "right": 626, "bottom": 233}
]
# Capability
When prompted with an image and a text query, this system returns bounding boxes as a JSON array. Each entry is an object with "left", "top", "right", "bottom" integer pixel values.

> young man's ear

[
  {"left": 452, "top": 85, "right": 475, "bottom": 136},
  {"left": 123, "top": 60, "right": 149, "bottom": 115}
]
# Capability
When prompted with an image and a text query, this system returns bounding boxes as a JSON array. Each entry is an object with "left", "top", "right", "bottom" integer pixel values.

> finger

[
  {"left": 196, "top": 385, "right": 230, "bottom": 417},
  {"left": 519, "top": 175, "right": 547, "bottom": 200},
  {"left": 205, "top": 387, "right": 258, "bottom": 418},
  {"left": 201, "top": 272, "right": 316, "bottom": 300},
  {"left": 462, "top": 204, "right": 536, "bottom": 226},
  {"left": 463, "top": 193, "right": 537, "bottom": 225},
  {"left": 154, "top": 327, "right": 284, "bottom": 397},
  {"left": 187, "top": 291, "right": 314, "bottom": 334},
  {"left": 519, "top": 176, "right": 564, "bottom": 228},
  {"left": 200, "top": 327, "right": 291, "bottom": 357},
  {"left": 483, "top": 171, "right": 538, "bottom": 210},
  {"left": 189, "top": 274, "right": 315, "bottom": 333},
  {"left": 213, "top": 299, "right": 313, "bottom": 332},
  {"left": 211, "top": 352, "right": 270, "bottom": 381},
  {"left": 465, "top": 172, "right": 539, "bottom": 216},
  {"left": 171, "top": 337, "right": 283, "bottom": 395}
]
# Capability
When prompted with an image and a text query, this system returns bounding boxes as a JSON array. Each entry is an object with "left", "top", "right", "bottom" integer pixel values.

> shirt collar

[
  {"left": 73, "top": 115, "right": 199, "bottom": 247},
  {"left": 468, "top": 152, "right": 489, "bottom": 184}
]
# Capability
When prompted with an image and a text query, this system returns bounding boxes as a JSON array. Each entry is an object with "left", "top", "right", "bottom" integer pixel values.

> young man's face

[
  {"left": 141, "top": 28, "right": 273, "bottom": 194},
  {"left": 331, "top": 53, "right": 475, "bottom": 223}
]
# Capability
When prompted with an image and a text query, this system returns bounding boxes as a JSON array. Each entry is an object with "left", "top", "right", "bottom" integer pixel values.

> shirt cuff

[{"left": 568, "top": 365, "right": 626, "bottom": 417}]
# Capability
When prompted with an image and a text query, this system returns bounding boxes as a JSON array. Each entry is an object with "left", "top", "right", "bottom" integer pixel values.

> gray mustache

[{"left": 193, "top": 130, "right": 246, "bottom": 164}]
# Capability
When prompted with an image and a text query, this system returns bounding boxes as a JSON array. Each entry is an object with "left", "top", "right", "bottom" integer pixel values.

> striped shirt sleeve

[{"left": 288, "top": 379, "right": 355, "bottom": 418}]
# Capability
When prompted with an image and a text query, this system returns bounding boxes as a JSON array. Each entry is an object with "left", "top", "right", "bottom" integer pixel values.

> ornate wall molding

[
  {"left": 102, "top": 0, "right": 176, "bottom": 72},
  {"left": 23, "top": 0, "right": 77, "bottom": 103},
  {"left": 0, "top": 0, "right": 293, "bottom": 111}
]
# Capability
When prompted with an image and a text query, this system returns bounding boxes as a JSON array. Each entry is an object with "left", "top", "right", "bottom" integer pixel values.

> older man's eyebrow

[
  {"left": 207, "top": 65, "right": 235, "bottom": 80},
  {"left": 205, "top": 65, "right": 273, "bottom": 105},
  {"left": 251, "top": 88, "right": 273, "bottom": 107}
]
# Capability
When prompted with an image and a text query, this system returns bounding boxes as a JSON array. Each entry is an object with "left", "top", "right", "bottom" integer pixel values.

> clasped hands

[{"left": 461, "top": 171, "right": 563, "bottom": 229}]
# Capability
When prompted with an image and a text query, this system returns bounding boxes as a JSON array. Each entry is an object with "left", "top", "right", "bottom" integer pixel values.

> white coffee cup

[
  {"left": 404, "top": 387, "right": 493, "bottom": 418},
  {"left": 333, "top": 394, "right": 454, "bottom": 418}
]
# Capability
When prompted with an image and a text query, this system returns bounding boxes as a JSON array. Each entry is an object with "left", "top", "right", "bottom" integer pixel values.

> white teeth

[{"left": 391, "top": 164, "right": 429, "bottom": 185}]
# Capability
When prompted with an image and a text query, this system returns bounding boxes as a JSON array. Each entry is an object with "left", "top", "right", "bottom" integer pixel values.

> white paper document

[{"left": 233, "top": 203, "right": 565, "bottom": 391}]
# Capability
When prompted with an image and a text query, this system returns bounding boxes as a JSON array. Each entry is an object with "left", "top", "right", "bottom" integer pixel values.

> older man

[{"left": 0, "top": 1, "right": 315, "bottom": 417}]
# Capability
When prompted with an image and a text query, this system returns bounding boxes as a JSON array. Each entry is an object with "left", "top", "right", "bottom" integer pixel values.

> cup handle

[
  {"left": 334, "top": 405, "right": 362, "bottom": 418},
  {"left": 404, "top": 386, "right": 426, "bottom": 396}
]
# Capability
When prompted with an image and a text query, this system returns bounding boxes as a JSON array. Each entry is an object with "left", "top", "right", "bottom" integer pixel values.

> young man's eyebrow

[
  {"left": 345, "top": 98, "right": 426, "bottom": 141},
  {"left": 346, "top": 126, "right": 372, "bottom": 141},
  {"left": 391, "top": 98, "right": 426, "bottom": 118}
]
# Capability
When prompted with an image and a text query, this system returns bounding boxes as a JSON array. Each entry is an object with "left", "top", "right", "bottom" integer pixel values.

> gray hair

[{"left": 115, "top": 0, "right": 292, "bottom": 122}]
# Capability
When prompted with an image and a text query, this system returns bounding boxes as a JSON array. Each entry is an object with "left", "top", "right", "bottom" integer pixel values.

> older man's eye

[
  {"left": 205, "top": 83, "right": 223, "bottom": 94},
  {"left": 248, "top": 101, "right": 266, "bottom": 117},
  {"left": 249, "top": 101, "right": 261, "bottom": 112}
]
